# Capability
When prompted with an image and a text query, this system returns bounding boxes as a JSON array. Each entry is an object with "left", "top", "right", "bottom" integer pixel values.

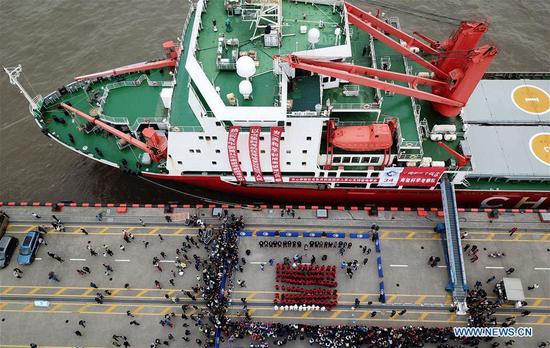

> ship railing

[
  {"left": 288, "top": 111, "right": 323, "bottom": 117},
  {"left": 397, "top": 152, "right": 422, "bottom": 161},
  {"left": 330, "top": 102, "right": 379, "bottom": 111},
  {"left": 369, "top": 35, "right": 383, "bottom": 102},
  {"left": 98, "top": 114, "right": 130, "bottom": 126},
  {"left": 169, "top": 125, "right": 205, "bottom": 132},
  {"left": 31, "top": 95, "right": 44, "bottom": 115},
  {"left": 130, "top": 117, "right": 166, "bottom": 131}
]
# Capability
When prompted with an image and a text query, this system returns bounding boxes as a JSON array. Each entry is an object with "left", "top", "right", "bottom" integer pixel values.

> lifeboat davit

[{"left": 331, "top": 124, "right": 393, "bottom": 152}]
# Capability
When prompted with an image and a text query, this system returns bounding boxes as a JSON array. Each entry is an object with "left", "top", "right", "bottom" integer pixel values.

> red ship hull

[{"left": 143, "top": 173, "right": 550, "bottom": 209}]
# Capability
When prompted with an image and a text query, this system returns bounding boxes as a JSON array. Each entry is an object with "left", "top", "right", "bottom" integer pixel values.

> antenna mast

[{"left": 3, "top": 65, "right": 38, "bottom": 111}]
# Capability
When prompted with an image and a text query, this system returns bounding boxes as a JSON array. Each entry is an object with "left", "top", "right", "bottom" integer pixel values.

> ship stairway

[{"left": 440, "top": 175, "right": 469, "bottom": 314}]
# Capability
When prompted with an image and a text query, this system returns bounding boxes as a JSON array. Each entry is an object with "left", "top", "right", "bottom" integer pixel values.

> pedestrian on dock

[
  {"left": 13, "top": 268, "right": 23, "bottom": 279},
  {"left": 80, "top": 228, "right": 88, "bottom": 235},
  {"left": 119, "top": 245, "right": 125, "bottom": 251},
  {"left": 48, "top": 271, "right": 60, "bottom": 282},
  {"left": 528, "top": 283, "right": 539, "bottom": 290},
  {"left": 74, "top": 330, "right": 82, "bottom": 336},
  {"left": 139, "top": 218, "right": 146, "bottom": 226},
  {"left": 78, "top": 320, "right": 86, "bottom": 327},
  {"left": 509, "top": 227, "right": 518, "bottom": 236},
  {"left": 31, "top": 212, "right": 41, "bottom": 219},
  {"left": 505, "top": 267, "right": 515, "bottom": 275}
]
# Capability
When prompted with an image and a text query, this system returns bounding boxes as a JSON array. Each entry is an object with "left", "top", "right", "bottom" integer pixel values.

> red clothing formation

[{"left": 274, "top": 263, "right": 338, "bottom": 310}]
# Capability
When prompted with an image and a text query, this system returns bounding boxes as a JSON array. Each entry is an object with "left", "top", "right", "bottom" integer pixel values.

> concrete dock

[{"left": 0, "top": 205, "right": 548, "bottom": 347}]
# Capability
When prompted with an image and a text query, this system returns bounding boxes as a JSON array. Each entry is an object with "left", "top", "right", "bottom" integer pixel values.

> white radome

[
  {"left": 239, "top": 79, "right": 253, "bottom": 98},
  {"left": 236, "top": 56, "right": 256, "bottom": 78},
  {"left": 308, "top": 28, "right": 321, "bottom": 44}
]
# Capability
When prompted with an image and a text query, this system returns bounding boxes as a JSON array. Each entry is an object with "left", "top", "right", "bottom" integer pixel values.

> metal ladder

[{"left": 440, "top": 175, "right": 469, "bottom": 314}]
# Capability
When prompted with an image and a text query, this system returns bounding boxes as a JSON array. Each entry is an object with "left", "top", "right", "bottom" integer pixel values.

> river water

[{"left": 1, "top": 0, "right": 549, "bottom": 203}]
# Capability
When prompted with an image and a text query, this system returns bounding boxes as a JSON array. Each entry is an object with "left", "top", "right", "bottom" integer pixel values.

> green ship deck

[{"left": 23, "top": 0, "right": 548, "bottom": 194}]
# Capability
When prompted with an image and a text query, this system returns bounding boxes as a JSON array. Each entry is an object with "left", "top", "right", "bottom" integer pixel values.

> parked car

[
  {"left": 17, "top": 231, "right": 41, "bottom": 265},
  {"left": 0, "top": 211, "right": 8, "bottom": 239},
  {"left": 0, "top": 236, "right": 18, "bottom": 269}
]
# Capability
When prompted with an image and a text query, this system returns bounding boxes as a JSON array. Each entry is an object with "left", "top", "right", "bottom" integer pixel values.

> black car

[{"left": 0, "top": 236, "right": 18, "bottom": 269}]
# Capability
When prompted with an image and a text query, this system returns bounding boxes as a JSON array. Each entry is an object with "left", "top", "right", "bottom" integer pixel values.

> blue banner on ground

[
  {"left": 377, "top": 256, "right": 384, "bottom": 278},
  {"left": 302, "top": 231, "right": 323, "bottom": 238},
  {"left": 350, "top": 233, "right": 369, "bottom": 239},
  {"left": 375, "top": 238, "right": 381, "bottom": 252},
  {"left": 327, "top": 232, "right": 345, "bottom": 238},
  {"left": 281, "top": 231, "right": 300, "bottom": 237},
  {"left": 239, "top": 230, "right": 253, "bottom": 237},
  {"left": 257, "top": 231, "right": 276, "bottom": 237},
  {"left": 379, "top": 281, "right": 386, "bottom": 303}
]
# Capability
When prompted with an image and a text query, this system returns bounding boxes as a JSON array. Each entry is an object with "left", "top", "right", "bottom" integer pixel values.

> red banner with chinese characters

[
  {"left": 249, "top": 126, "right": 264, "bottom": 182},
  {"left": 289, "top": 177, "right": 380, "bottom": 183},
  {"left": 227, "top": 126, "right": 245, "bottom": 182},
  {"left": 270, "top": 127, "right": 283, "bottom": 182},
  {"left": 397, "top": 167, "right": 445, "bottom": 187}
]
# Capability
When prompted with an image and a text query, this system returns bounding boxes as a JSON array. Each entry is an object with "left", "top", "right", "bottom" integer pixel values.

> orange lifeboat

[{"left": 330, "top": 124, "right": 393, "bottom": 152}]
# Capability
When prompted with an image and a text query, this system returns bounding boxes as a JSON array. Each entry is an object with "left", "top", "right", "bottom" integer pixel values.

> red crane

[
  {"left": 437, "top": 141, "right": 471, "bottom": 168},
  {"left": 60, "top": 103, "right": 167, "bottom": 162},
  {"left": 282, "top": 2, "right": 498, "bottom": 117}
]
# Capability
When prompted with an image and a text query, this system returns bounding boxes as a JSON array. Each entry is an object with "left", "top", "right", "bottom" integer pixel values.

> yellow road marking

[
  {"left": 174, "top": 228, "right": 185, "bottom": 235},
  {"left": 136, "top": 289, "right": 150, "bottom": 297},
  {"left": 272, "top": 310, "right": 283, "bottom": 318},
  {"left": 445, "top": 295, "right": 453, "bottom": 305},
  {"left": 1, "top": 287, "right": 13, "bottom": 295},
  {"left": 133, "top": 305, "right": 145, "bottom": 314},
  {"left": 532, "top": 299, "right": 543, "bottom": 307},
  {"left": 406, "top": 232, "right": 416, "bottom": 239},
  {"left": 415, "top": 295, "right": 426, "bottom": 305},
  {"left": 359, "top": 311, "right": 371, "bottom": 319},
  {"left": 330, "top": 310, "right": 341, "bottom": 319},
  {"left": 21, "top": 303, "right": 34, "bottom": 311},
  {"left": 0, "top": 302, "right": 9, "bottom": 310},
  {"left": 81, "top": 288, "right": 95, "bottom": 296},
  {"left": 148, "top": 228, "right": 160, "bottom": 235},
  {"left": 27, "top": 288, "right": 42, "bottom": 295},
  {"left": 49, "top": 303, "right": 64, "bottom": 312},
  {"left": 418, "top": 312, "right": 428, "bottom": 321},
  {"left": 105, "top": 305, "right": 118, "bottom": 313},
  {"left": 537, "top": 315, "right": 547, "bottom": 324},
  {"left": 380, "top": 231, "right": 389, "bottom": 239},
  {"left": 302, "top": 311, "right": 313, "bottom": 318},
  {"left": 387, "top": 295, "right": 397, "bottom": 304},
  {"left": 486, "top": 233, "right": 495, "bottom": 240},
  {"left": 99, "top": 227, "right": 109, "bottom": 234},
  {"left": 54, "top": 288, "right": 66, "bottom": 295},
  {"left": 160, "top": 307, "right": 173, "bottom": 315},
  {"left": 23, "top": 226, "right": 37, "bottom": 233},
  {"left": 448, "top": 313, "right": 456, "bottom": 322},
  {"left": 78, "top": 305, "right": 91, "bottom": 313}
]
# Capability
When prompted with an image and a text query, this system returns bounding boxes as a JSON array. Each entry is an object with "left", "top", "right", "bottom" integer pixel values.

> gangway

[{"left": 440, "top": 175, "right": 469, "bottom": 314}]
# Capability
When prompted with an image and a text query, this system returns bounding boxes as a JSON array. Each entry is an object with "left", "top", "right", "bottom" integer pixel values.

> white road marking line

[
  {"left": 437, "top": 265, "right": 448, "bottom": 268},
  {"left": 159, "top": 260, "right": 175, "bottom": 263},
  {"left": 485, "top": 266, "right": 504, "bottom": 269},
  {"left": 114, "top": 259, "right": 131, "bottom": 262},
  {"left": 35, "top": 258, "right": 42, "bottom": 260},
  {"left": 389, "top": 264, "right": 408, "bottom": 268},
  {"left": 250, "top": 261, "right": 267, "bottom": 265},
  {"left": 534, "top": 267, "right": 550, "bottom": 271},
  {"left": 69, "top": 258, "right": 86, "bottom": 261}
]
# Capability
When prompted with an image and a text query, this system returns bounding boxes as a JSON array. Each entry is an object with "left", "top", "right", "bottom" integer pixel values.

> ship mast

[{"left": 3, "top": 65, "right": 39, "bottom": 111}]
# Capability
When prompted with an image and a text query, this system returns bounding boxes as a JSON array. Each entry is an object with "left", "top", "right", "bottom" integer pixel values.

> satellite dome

[
  {"left": 236, "top": 56, "right": 256, "bottom": 78},
  {"left": 239, "top": 79, "right": 253, "bottom": 98},
  {"left": 308, "top": 28, "right": 321, "bottom": 44}
]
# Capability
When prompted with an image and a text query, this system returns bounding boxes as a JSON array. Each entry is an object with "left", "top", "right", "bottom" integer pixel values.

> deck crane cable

[{"left": 362, "top": 0, "right": 463, "bottom": 25}]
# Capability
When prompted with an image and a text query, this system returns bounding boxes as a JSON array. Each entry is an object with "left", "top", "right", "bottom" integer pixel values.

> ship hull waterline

[{"left": 143, "top": 173, "right": 549, "bottom": 209}]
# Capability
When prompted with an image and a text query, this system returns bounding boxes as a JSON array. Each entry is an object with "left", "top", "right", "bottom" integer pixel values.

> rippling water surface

[{"left": 1, "top": 0, "right": 549, "bottom": 203}]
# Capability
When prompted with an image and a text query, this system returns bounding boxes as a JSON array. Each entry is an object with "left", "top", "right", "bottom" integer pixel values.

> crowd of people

[{"left": 223, "top": 322, "right": 460, "bottom": 347}]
